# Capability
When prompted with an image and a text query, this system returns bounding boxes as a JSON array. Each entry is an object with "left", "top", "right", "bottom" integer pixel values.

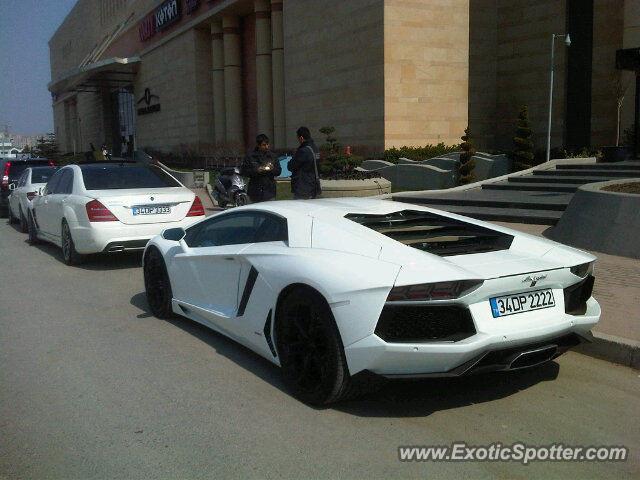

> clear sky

[{"left": 0, "top": 0, "right": 78, "bottom": 136}]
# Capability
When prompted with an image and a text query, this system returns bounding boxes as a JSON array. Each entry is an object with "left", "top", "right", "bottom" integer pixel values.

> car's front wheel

[
  {"left": 27, "top": 211, "right": 39, "bottom": 245},
  {"left": 61, "top": 220, "right": 84, "bottom": 265},
  {"left": 144, "top": 247, "right": 174, "bottom": 319},
  {"left": 19, "top": 207, "right": 28, "bottom": 233},
  {"left": 275, "top": 288, "right": 354, "bottom": 406}
]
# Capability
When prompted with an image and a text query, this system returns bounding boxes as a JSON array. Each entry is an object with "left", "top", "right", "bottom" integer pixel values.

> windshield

[{"left": 80, "top": 164, "right": 182, "bottom": 190}]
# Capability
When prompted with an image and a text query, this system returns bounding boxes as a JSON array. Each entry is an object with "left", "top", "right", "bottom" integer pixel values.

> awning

[{"left": 48, "top": 56, "right": 140, "bottom": 96}]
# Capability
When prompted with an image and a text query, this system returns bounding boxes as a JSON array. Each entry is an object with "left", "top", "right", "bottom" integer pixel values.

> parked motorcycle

[{"left": 213, "top": 167, "right": 249, "bottom": 208}]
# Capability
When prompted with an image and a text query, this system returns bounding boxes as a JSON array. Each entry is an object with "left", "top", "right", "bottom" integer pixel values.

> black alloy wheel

[
  {"left": 27, "top": 212, "right": 39, "bottom": 245},
  {"left": 19, "top": 207, "right": 28, "bottom": 233},
  {"left": 61, "top": 220, "right": 83, "bottom": 265},
  {"left": 144, "top": 248, "right": 174, "bottom": 319},
  {"left": 275, "top": 289, "right": 353, "bottom": 406}
]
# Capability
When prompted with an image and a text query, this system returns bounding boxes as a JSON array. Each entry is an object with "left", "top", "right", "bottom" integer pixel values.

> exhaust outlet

[{"left": 508, "top": 344, "right": 558, "bottom": 370}]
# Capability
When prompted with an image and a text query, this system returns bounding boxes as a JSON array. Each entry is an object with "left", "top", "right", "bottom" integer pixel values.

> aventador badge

[{"left": 522, "top": 274, "right": 547, "bottom": 287}]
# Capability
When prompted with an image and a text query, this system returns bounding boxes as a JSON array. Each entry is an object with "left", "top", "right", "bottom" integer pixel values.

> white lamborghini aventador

[{"left": 143, "top": 198, "right": 600, "bottom": 405}]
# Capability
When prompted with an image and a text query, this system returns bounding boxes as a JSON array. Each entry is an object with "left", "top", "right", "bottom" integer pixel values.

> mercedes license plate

[{"left": 132, "top": 205, "right": 171, "bottom": 216}]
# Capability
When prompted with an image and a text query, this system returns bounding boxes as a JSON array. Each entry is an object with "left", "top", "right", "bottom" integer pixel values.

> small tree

[
  {"left": 319, "top": 126, "right": 339, "bottom": 155},
  {"left": 458, "top": 127, "right": 476, "bottom": 185},
  {"left": 613, "top": 71, "right": 631, "bottom": 146},
  {"left": 512, "top": 105, "right": 535, "bottom": 171},
  {"left": 34, "top": 133, "right": 61, "bottom": 161}
]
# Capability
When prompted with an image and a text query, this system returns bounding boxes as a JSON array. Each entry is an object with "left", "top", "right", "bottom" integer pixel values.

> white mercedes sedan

[
  {"left": 142, "top": 198, "right": 600, "bottom": 405},
  {"left": 8, "top": 165, "right": 59, "bottom": 232},
  {"left": 28, "top": 161, "right": 206, "bottom": 265}
]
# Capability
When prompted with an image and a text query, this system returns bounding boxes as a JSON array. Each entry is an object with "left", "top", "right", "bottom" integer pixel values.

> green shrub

[
  {"left": 381, "top": 143, "right": 460, "bottom": 163},
  {"left": 458, "top": 128, "right": 476, "bottom": 185},
  {"left": 512, "top": 105, "right": 535, "bottom": 171},
  {"left": 316, "top": 126, "right": 378, "bottom": 179}
]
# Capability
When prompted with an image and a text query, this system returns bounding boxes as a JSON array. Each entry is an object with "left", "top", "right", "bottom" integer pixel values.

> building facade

[{"left": 49, "top": 0, "right": 637, "bottom": 157}]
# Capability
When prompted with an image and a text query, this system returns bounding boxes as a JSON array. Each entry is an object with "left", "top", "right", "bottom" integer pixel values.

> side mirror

[
  {"left": 162, "top": 227, "right": 186, "bottom": 242},
  {"left": 8, "top": 183, "right": 16, "bottom": 191}
]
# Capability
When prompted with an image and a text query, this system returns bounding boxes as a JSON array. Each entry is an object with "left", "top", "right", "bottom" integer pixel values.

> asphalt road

[{"left": 1, "top": 220, "right": 638, "bottom": 479}]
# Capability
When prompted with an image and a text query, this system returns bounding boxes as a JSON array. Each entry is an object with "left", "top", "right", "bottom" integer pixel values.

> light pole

[{"left": 546, "top": 33, "right": 571, "bottom": 162}]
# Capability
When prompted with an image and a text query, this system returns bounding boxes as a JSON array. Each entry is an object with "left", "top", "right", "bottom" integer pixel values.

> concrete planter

[
  {"left": 600, "top": 146, "right": 632, "bottom": 163},
  {"left": 319, "top": 177, "right": 391, "bottom": 198},
  {"left": 548, "top": 178, "right": 640, "bottom": 259}
]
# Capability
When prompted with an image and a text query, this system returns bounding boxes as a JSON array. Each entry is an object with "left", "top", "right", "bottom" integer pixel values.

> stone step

[
  {"left": 482, "top": 182, "right": 579, "bottom": 193},
  {"left": 394, "top": 191, "right": 570, "bottom": 211},
  {"left": 508, "top": 175, "right": 614, "bottom": 184},
  {"left": 392, "top": 200, "right": 562, "bottom": 225},
  {"left": 533, "top": 169, "right": 640, "bottom": 177},
  {"left": 556, "top": 162, "right": 640, "bottom": 171}
]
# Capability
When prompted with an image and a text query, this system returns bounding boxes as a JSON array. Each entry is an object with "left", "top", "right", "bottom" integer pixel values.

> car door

[
  {"left": 9, "top": 170, "right": 27, "bottom": 218},
  {"left": 47, "top": 169, "right": 74, "bottom": 239},
  {"left": 36, "top": 169, "right": 65, "bottom": 237},
  {"left": 170, "top": 211, "right": 271, "bottom": 335}
]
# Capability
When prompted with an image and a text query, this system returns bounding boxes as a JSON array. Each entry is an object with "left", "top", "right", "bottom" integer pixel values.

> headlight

[
  {"left": 570, "top": 262, "right": 594, "bottom": 278},
  {"left": 386, "top": 280, "right": 483, "bottom": 302}
]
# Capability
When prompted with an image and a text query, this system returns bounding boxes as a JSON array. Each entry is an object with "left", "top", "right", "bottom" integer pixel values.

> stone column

[
  {"left": 223, "top": 15, "right": 243, "bottom": 145},
  {"left": 271, "top": 0, "right": 286, "bottom": 148},
  {"left": 255, "top": 0, "right": 274, "bottom": 141},
  {"left": 211, "top": 21, "right": 226, "bottom": 145}
]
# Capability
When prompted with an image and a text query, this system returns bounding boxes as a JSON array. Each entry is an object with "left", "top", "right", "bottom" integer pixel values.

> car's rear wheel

[
  {"left": 275, "top": 288, "right": 355, "bottom": 406},
  {"left": 27, "top": 211, "right": 39, "bottom": 244},
  {"left": 19, "top": 207, "right": 28, "bottom": 233},
  {"left": 61, "top": 220, "right": 84, "bottom": 265},
  {"left": 144, "top": 248, "right": 174, "bottom": 319}
]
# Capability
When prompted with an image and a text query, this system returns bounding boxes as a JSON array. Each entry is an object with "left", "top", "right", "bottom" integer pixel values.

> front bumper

[{"left": 343, "top": 297, "right": 600, "bottom": 377}]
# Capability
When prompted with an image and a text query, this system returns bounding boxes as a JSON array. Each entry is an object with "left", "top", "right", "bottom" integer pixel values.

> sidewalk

[{"left": 495, "top": 221, "right": 640, "bottom": 369}]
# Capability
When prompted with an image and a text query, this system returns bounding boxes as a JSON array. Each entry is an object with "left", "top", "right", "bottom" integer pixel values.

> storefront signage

[
  {"left": 138, "top": 0, "right": 182, "bottom": 42},
  {"left": 155, "top": 0, "right": 181, "bottom": 31},
  {"left": 137, "top": 88, "right": 161, "bottom": 115}
]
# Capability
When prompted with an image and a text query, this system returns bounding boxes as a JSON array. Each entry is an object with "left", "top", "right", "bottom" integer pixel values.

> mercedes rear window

[
  {"left": 345, "top": 210, "right": 514, "bottom": 256},
  {"left": 8, "top": 160, "right": 51, "bottom": 181},
  {"left": 30, "top": 167, "right": 58, "bottom": 183},
  {"left": 80, "top": 164, "right": 182, "bottom": 190}
]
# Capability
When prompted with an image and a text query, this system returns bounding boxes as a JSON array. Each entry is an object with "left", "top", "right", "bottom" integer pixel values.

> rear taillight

[
  {"left": 26, "top": 192, "right": 37, "bottom": 201},
  {"left": 386, "top": 280, "right": 483, "bottom": 302},
  {"left": 48, "top": 160, "right": 56, "bottom": 167},
  {"left": 186, "top": 196, "right": 205, "bottom": 216},
  {"left": 1, "top": 162, "right": 10, "bottom": 190},
  {"left": 86, "top": 199, "right": 118, "bottom": 222}
]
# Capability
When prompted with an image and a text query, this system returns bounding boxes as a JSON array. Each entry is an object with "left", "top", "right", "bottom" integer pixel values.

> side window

[
  {"left": 58, "top": 170, "right": 74, "bottom": 194},
  {"left": 44, "top": 170, "right": 64, "bottom": 195},
  {"left": 185, "top": 212, "right": 287, "bottom": 248}
]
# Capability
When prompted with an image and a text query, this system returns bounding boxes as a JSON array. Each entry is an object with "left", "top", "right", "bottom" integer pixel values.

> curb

[{"left": 575, "top": 331, "right": 640, "bottom": 370}]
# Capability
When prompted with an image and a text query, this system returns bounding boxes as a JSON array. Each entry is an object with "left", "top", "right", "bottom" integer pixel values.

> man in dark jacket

[
  {"left": 288, "top": 126, "right": 321, "bottom": 200},
  {"left": 241, "top": 134, "right": 281, "bottom": 203}
]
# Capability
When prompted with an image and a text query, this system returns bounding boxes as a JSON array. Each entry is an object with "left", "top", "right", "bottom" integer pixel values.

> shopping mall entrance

[{"left": 111, "top": 88, "right": 136, "bottom": 157}]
